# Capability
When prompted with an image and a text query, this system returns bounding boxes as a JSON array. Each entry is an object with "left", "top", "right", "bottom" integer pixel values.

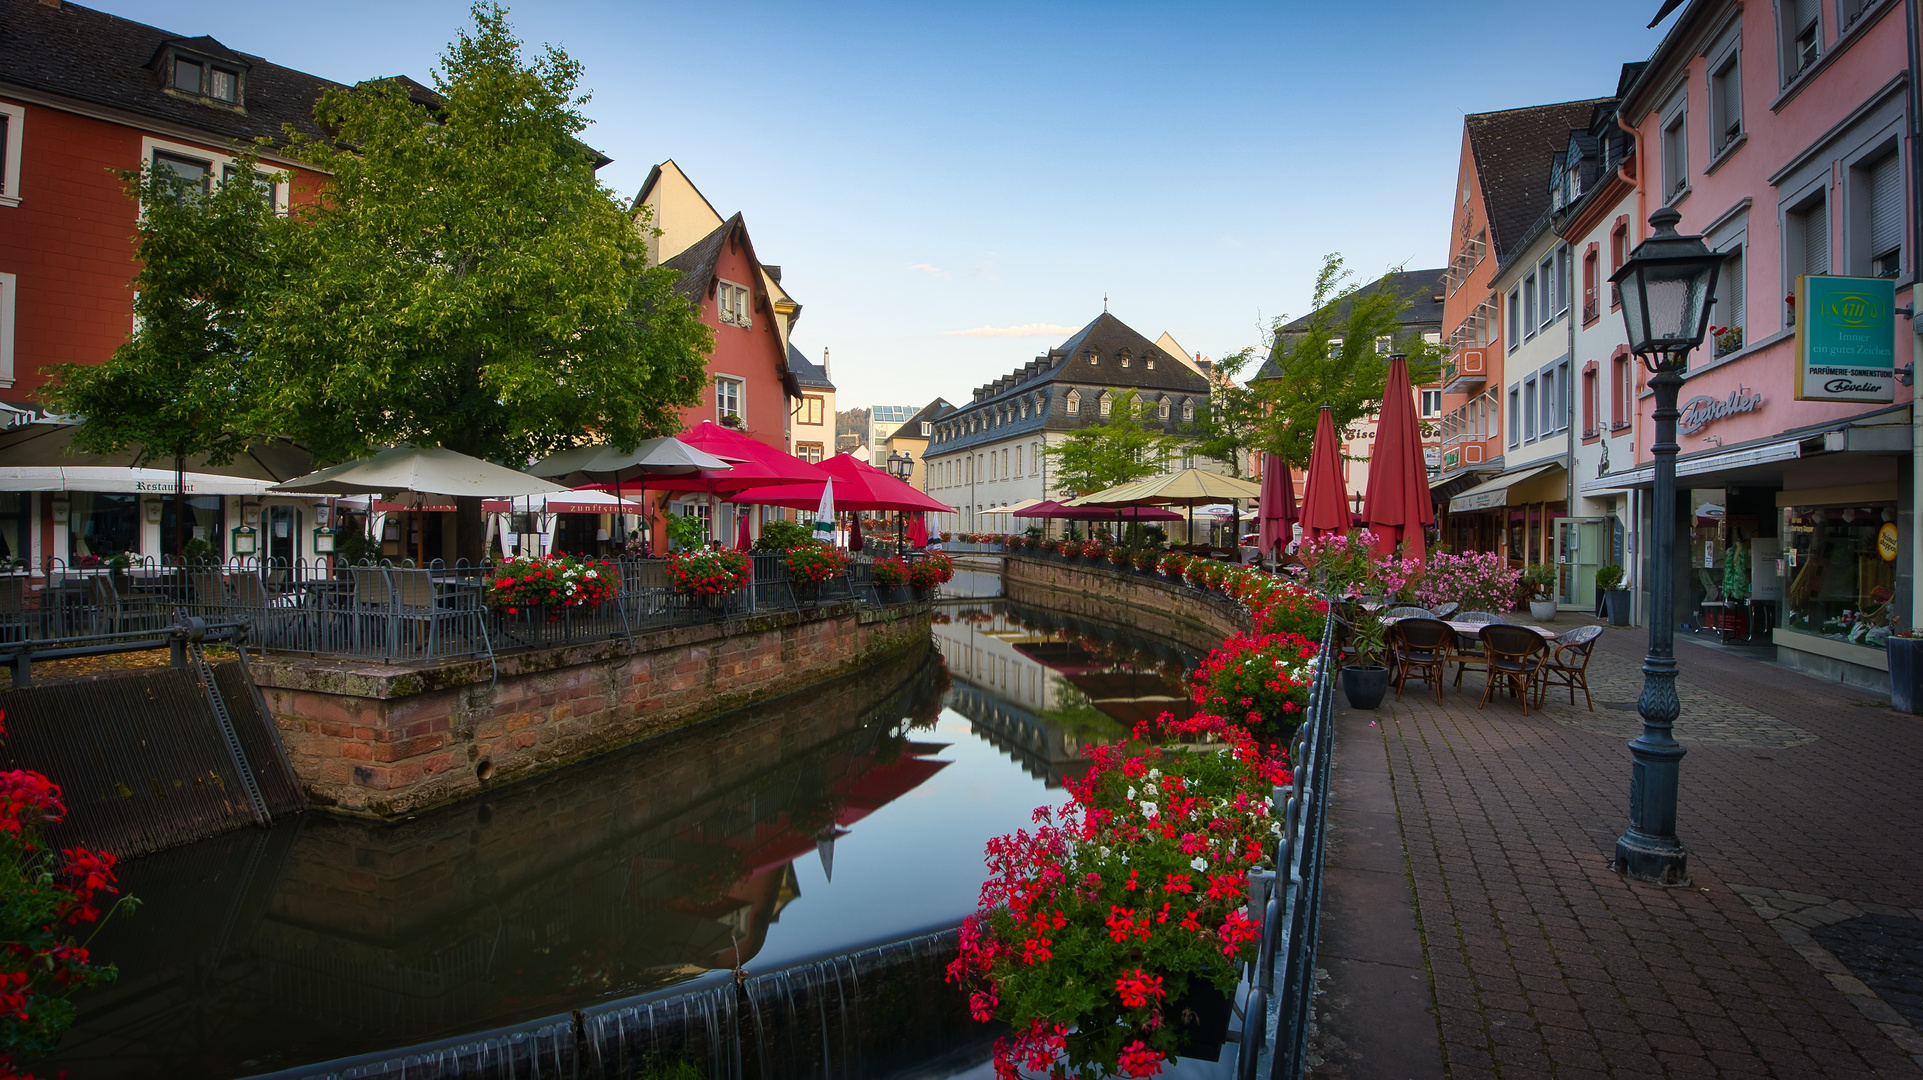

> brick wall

[
  {"left": 1002, "top": 556, "right": 1249, "bottom": 652},
  {"left": 251, "top": 600, "right": 932, "bottom": 817}
]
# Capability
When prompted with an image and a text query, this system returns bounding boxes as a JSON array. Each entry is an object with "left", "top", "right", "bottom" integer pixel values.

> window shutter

[
  {"left": 1728, "top": 250, "right": 1745, "bottom": 330},
  {"left": 1804, "top": 203, "right": 1829, "bottom": 276},
  {"left": 1870, "top": 152, "right": 1901, "bottom": 258},
  {"left": 1792, "top": 0, "right": 1819, "bottom": 33}
]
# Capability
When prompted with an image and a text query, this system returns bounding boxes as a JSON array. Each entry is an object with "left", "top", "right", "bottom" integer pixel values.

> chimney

[{"left": 822, "top": 347, "right": 830, "bottom": 380}]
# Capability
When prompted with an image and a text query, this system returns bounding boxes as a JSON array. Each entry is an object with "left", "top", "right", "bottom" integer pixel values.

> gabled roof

[
  {"left": 1252, "top": 268, "right": 1446, "bottom": 381},
  {"left": 786, "top": 344, "right": 835, "bottom": 391},
  {"left": 1466, "top": 99, "right": 1611, "bottom": 264},
  {"left": 664, "top": 213, "right": 794, "bottom": 391},
  {"left": 0, "top": 0, "right": 346, "bottom": 147},
  {"left": 1026, "top": 313, "right": 1213, "bottom": 397},
  {"left": 901, "top": 398, "right": 954, "bottom": 429}
]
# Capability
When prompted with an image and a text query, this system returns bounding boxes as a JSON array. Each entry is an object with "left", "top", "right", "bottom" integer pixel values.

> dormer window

[
  {"left": 1120, "top": 351, "right": 1131, "bottom": 368},
  {"left": 210, "top": 68, "right": 238, "bottom": 102},
  {"left": 173, "top": 58, "right": 202, "bottom": 93},
  {"left": 1158, "top": 397, "right": 1170, "bottom": 419},
  {"left": 1087, "top": 350, "right": 1099, "bottom": 366},
  {"left": 1066, "top": 390, "right": 1082, "bottom": 414},
  {"left": 157, "top": 41, "right": 249, "bottom": 109}
]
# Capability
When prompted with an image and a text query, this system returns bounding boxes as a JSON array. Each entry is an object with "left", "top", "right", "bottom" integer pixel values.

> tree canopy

[
  {"left": 1251, "top": 254, "right": 1444, "bottom": 469},
  {"left": 1045, "top": 390, "right": 1181, "bottom": 497}
]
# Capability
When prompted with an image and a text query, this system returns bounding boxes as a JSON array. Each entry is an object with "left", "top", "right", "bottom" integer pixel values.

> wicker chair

[
  {"left": 1537, "top": 624, "right": 1604, "bottom": 710},
  {"left": 1431, "top": 601, "right": 1460, "bottom": 619},
  {"left": 1451, "top": 612, "right": 1506, "bottom": 687},
  {"left": 1478, "top": 624, "right": 1548, "bottom": 714},
  {"left": 1390, "top": 618, "right": 1453, "bottom": 703},
  {"left": 1384, "top": 605, "right": 1435, "bottom": 619}
]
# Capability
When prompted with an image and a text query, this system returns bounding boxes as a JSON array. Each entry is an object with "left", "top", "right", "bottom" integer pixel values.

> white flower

[
  {"left": 1140, "top": 801, "right": 1158, "bottom": 819},
  {"left": 1190, "top": 856, "right": 1209, "bottom": 872},
  {"left": 1126, "top": 786, "right": 1137, "bottom": 801},
  {"left": 1147, "top": 768, "right": 1162, "bottom": 781},
  {"left": 1120, "top": 851, "right": 1131, "bottom": 864}
]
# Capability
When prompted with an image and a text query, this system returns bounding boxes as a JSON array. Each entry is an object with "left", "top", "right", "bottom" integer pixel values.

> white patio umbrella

[{"left": 271, "top": 446, "right": 567, "bottom": 565}]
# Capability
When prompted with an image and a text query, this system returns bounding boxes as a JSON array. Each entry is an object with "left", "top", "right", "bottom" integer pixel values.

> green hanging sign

[{"left": 1793, "top": 275, "right": 1897, "bottom": 403}]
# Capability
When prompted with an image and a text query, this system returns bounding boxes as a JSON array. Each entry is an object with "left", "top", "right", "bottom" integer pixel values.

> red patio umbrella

[
  {"left": 734, "top": 510, "right": 753, "bottom": 552},
  {"left": 648, "top": 422, "right": 832, "bottom": 495},
  {"left": 1300, "top": 406, "right": 1350, "bottom": 542},
  {"left": 908, "top": 512, "right": 929, "bottom": 548},
  {"left": 726, "top": 454, "right": 950, "bottom": 513},
  {"left": 1361, "top": 354, "right": 1436, "bottom": 561},
  {"left": 1256, "top": 452, "right": 1298, "bottom": 559}
]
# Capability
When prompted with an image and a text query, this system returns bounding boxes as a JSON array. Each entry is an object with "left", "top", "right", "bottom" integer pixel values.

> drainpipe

[
  {"left": 1908, "top": 0, "right": 1923, "bottom": 630},
  {"left": 1567, "top": 239, "right": 1579, "bottom": 608}
]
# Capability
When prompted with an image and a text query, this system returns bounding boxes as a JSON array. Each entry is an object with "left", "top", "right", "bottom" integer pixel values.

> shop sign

[
  {"left": 1794, "top": 275, "right": 1897, "bottom": 403},
  {"left": 1880, "top": 522, "right": 1900, "bottom": 562},
  {"left": 1678, "top": 386, "right": 1762, "bottom": 434}
]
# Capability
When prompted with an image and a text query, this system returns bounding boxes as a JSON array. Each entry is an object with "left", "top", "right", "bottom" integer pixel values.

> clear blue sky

[{"left": 92, "top": 0, "right": 1677, "bottom": 412}]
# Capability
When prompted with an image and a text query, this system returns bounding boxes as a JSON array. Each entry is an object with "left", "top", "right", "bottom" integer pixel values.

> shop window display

[
  {"left": 1783, "top": 504, "right": 1897, "bottom": 649},
  {"left": 70, "top": 493, "right": 139, "bottom": 560},
  {"left": 0, "top": 494, "right": 27, "bottom": 568},
  {"left": 160, "top": 495, "right": 225, "bottom": 561}
]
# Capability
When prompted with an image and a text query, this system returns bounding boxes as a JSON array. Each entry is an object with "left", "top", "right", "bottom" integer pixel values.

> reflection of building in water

[
  {"left": 932, "top": 602, "right": 1193, "bottom": 788},
  {"left": 53, "top": 651, "right": 950, "bottom": 1079}
]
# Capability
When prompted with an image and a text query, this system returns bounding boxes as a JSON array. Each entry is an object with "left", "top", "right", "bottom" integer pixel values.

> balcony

[{"left": 1442, "top": 349, "right": 1487, "bottom": 395}]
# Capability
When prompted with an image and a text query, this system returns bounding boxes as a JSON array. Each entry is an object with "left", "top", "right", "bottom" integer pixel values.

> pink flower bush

[{"left": 1413, "top": 550, "right": 1520, "bottom": 614}]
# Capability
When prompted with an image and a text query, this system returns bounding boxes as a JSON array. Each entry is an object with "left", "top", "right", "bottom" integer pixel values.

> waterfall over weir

[{"left": 252, "top": 926, "right": 986, "bottom": 1080}]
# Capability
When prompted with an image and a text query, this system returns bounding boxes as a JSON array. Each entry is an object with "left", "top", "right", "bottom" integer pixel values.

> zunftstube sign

[{"left": 1794, "top": 275, "right": 1896, "bottom": 403}]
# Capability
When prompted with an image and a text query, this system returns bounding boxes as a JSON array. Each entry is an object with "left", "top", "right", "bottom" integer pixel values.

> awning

[
  {"left": 1447, "top": 462, "right": 1564, "bottom": 513},
  {"left": 0, "top": 466, "right": 281, "bottom": 496},
  {"left": 1579, "top": 435, "right": 1805, "bottom": 495}
]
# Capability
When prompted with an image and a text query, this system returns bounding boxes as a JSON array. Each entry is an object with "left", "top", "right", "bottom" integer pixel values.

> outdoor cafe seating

[
  {"left": 1389, "top": 617, "right": 1453, "bottom": 704},
  {"left": 1536, "top": 624, "right": 1604, "bottom": 711},
  {"left": 1477, "top": 624, "right": 1550, "bottom": 714}
]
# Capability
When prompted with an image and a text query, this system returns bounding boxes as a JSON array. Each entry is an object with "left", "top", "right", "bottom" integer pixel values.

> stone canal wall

[
  {"left": 249, "top": 600, "right": 933, "bottom": 817},
  {"left": 1002, "top": 555, "right": 1250, "bottom": 653}
]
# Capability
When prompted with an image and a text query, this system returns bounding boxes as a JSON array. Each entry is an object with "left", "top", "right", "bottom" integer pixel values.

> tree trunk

[{"left": 454, "top": 494, "right": 486, "bottom": 565}]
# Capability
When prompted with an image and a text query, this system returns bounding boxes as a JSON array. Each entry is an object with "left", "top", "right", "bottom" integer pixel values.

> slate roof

[
  {"left": 661, "top": 214, "right": 742, "bottom": 305},
  {"left": 923, "top": 313, "right": 1211, "bottom": 458},
  {"left": 1252, "top": 268, "right": 1447, "bottom": 382},
  {"left": 900, "top": 398, "right": 954, "bottom": 430},
  {"left": 786, "top": 344, "right": 834, "bottom": 391},
  {"left": 0, "top": 0, "right": 345, "bottom": 146},
  {"left": 1466, "top": 99, "right": 1611, "bottom": 264}
]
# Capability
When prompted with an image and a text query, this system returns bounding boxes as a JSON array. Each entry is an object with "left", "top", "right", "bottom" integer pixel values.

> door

[
  {"left": 1557, "top": 518, "right": 1603, "bottom": 609},
  {"left": 267, "top": 505, "right": 301, "bottom": 569}
]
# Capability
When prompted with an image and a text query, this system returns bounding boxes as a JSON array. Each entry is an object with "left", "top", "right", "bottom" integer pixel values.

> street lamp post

[
  {"left": 1607, "top": 207, "right": 1722, "bottom": 886},
  {"left": 887, "top": 451, "right": 914, "bottom": 554}
]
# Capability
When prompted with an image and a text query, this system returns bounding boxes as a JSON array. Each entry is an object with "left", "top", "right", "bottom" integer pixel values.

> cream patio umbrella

[
  {"left": 1067, "top": 468, "right": 1265, "bottom": 548},
  {"left": 271, "top": 446, "right": 568, "bottom": 565}
]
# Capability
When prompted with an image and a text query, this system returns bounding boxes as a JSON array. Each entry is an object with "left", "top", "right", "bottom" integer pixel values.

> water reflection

[{"left": 933, "top": 598, "right": 1197, "bottom": 787}]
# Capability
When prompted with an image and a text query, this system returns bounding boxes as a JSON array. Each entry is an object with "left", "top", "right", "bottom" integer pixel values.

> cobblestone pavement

[{"left": 1368, "top": 620, "right": 1923, "bottom": 1079}]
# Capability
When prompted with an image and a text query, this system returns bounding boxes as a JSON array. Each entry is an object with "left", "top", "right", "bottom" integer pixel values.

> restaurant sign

[{"left": 1794, "top": 275, "right": 1896, "bottom": 403}]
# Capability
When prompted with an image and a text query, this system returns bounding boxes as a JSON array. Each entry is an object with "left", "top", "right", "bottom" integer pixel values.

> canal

[{"left": 50, "top": 568, "right": 1207, "bottom": 1079}]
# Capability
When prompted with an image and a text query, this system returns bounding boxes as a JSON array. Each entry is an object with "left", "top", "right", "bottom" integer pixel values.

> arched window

[
  {"left": 1015, "top": 445, "right": 1024, "bottom": 476},
  {"left": 1066, "top": 390, "right": 1082, "bottom": 414},
  {"left": 1120, "top": 350, "right": 1131, "bottom": 368}
]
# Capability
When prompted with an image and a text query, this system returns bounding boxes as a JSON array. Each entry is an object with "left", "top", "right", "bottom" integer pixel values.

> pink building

[{"left": 1595, "top": 0, "right": 1915, "bottom": 686}]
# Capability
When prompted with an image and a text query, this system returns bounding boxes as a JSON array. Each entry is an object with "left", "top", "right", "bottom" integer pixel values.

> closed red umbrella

[
  {"left": 1361, "top": 355, "right": 1436, "bottom": 562},
  {"left": 908, "top": 512, "right": 929, "bottom": 548},
  {"left": 847, "top": 514, "right": 864, "bottom": 552},
  {"left": 734, "top": 511, "right": 753, "bottom": 552},
  {"left": 1300, "top": 406, "right": 1350, "bottom": 542},
  {"left": 1256, "top": 452, "right": 1298, "bottom": 558}
]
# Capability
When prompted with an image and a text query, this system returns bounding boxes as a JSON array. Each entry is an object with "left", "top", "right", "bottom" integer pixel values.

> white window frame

[
  {"left": 1420, "top": 389, "right": 1442, "bottom": 418},
  {"left": 0, "top": 102, "right": 23, "bottom": 207},
  {"left": 138, "top": 136, "right": 287, "bottom": 214},
  {"left": 0, "top": 272, "right": 15, "bottom": 389},
  {"left": 714, "top": 375, "right": 744, "bottom": 424}
]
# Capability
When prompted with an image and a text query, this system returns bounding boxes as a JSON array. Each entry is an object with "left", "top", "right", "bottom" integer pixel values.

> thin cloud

[
  {"left": 940, "top": 323, "right": 1079, "bottom": 338},
  {"left": 907, "top": 262, "right": 947, "bottom": 277}
]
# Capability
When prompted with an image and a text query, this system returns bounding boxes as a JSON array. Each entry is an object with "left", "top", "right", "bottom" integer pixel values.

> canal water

[{"left": 50, "top": 569, "right": 1209, "bottom": 1079}]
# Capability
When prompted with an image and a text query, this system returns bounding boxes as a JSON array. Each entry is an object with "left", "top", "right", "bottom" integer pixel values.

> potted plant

[
  {"left": 491, "top": 553, "right": 622, "bottom": 619},
  {"left": 1339, "top": 608, "right": 1391, "bottom": 709},
  {"left": 785, "top": 542, "right": 848, "bottom": 602},
  {"left": 908, "top": 552, "right": 954, "bottom": 597},
  {"left": 1597, "top": 564, "right": 1631, "bottom": 626},
  {"left": 1521, "top": 563, "right": 1558, "bottom": 621},
  {"left": 1890, "top": 626, "right": 1923, "bottom": 714},
  {"left": 871, "top": 555, "right": 912, "bottom": 602}
]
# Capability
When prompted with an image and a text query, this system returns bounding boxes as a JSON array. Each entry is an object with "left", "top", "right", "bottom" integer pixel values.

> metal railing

[
  {"left": 0, "top": 553, "right": 926, "bottom": 669},
  {"left": 1238, "top": 609, "right": 1336, "bottom": 1079}
]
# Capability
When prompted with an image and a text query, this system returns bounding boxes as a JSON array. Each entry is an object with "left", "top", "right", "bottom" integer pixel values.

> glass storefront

[
  {"left": 1782, "top": 502, "right": 1898, "bottom": 651},
  {"left": 160, "top": 495, "right": 225, "bottom": 561},
  {"left": 70, "top": 493, "right": 139, "bottom": 559},
  {"left": 0, "top": 494, "right": 28, "bottom": 568}
]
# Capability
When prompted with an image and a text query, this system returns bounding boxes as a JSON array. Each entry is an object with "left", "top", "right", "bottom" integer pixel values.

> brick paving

[{"left": 1347, "top": 619, "right": 1923, "bottom": 1079}]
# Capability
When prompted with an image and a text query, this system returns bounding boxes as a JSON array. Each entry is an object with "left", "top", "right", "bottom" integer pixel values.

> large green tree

[
  {"left": 1253, "top": 254, "right": 1444, "bottom": 468},
  {"left": 45, "top": 158, "right": 286, "bottom": 550},
  {"left": 1045, "top": 390, "right": 1181, "bottom": 497},
  {"left": 1188, "top": 347, "right": 1261, "bottom": 477}
]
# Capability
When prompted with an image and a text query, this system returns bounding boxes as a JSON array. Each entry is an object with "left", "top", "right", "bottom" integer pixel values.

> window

[
  {"left": 1065, "top": 390, "right": 1081, "bottom": 414},
  {"left": 797, "top": 395, "right": 824, "bottom": 426},
  {"left": 1033, "top": 442, "right": 1042, "bottom": 475},
  {"left": 1787, "top": 190, "right": 1830, "bottom": 282},
  {"left": 714, "top": 376, "right": 743, "bottom": 423},
  {"left": 1522, "top": 274, "right": 1538, "bottom": 337},
  {"left": 1098, "top": 393, "right": 1112, "bottom": 417},
  {"left": 1554, "top": 246, "right": 1570, "bottom": 316},
  {"left": 1327, "top": 337, "right": 1344, "bottom": 359},
  {"left": 1146, "top": 357, "right": 1155, "bottom": 369},
  {"left": 1840, "top": 0, "right": 1872, "bottom": 29},
  {"left": 1782, "top": 0, "right": 1821, "bottom": 80},
  {"left": 716, "top": 280, "right": 751, "bottom": 327},
  {"left": 1662, "top": 110, "right": 1688, "bottom": 200},
  {"left": 1612, "top": 352, "right": 1631, "bottom": 428},
  {"left": 1506, "top": 287, "right": 1522, "bottom": 350},
  {"left": 796, "top": 442, "right": 824, "bottom": 464},
  {"left": 1375, "top": 335, "right": 1393, "bottom": 355},
  {"left": 153, "top": 149, "right": 213, "bottom": 193},
  {"left": 1019, "top": 400, "right": 1028, "bottom": 420},
  {"left": 921, "top": 421, "right": 932, "bottom": 436},
  {"left": 1710, "top": 53, "right": 1742, "bottom": 155},
  {"left": 1015, "top": 445, "right": 1023, "bottom": 477},
  {"left": 1423, "top": 330, "right": 1441, "bottom": 350},
  {"left": 173, "top": 57, "right": 203, "bottom": 93},
  {"left": 1181, "top": 400, "right": 1194, "bottom": 422},
  {"left": 1713, "top": 247, "right": 1745, "bottom": 356},
  {"left": 1554, "top": 360, "right": 1570, "bottom": 431},
  {"left": 1508, "top": 386, "right": 1522, "bottom": 447},
  {"left": 0, "top": 104, "right": 21, "bottom": 207},
  {"left": 1420, "top": 389, "right": 1442, "bottom": 418},
  {"left": 1610, "top": 221, "right": 1629, "bottom": 308},
  {"left": 1853, "top": 149, "right": 1902, "bottom": 278},
  {"left": 1582, "top": 368, "right": 1598, "bottom": 436},
  {"left": 1120, "top": 352, "right": 1131, "bottom": 368},
  {"left": 1158, "top": 397, "right": 1170, "bottom": 419},
  {"left": 1583, "top": 248, "right": 1600, "bottom": 323},
  {"left": 1087, "top": 350, "right": 1100, "bottom": 366},
  {"left": 1534, "top": 370, "right": 1551, "bottom": 438}
]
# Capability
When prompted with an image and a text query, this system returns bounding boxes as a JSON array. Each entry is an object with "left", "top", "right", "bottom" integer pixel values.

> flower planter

[
  {"left": 878, "top": 584, "right": 912, "bottom": 604},
  {"left": 1604, "top": 589, "right": 1632, "bottom": 626},
  {"left": 1340, "top": 665, "right": 1389, "bottom": 710},
  {"left": 1170, "top": 976, "right": 1234, "bottom": 1062},
  {"left": 1890, "top": 636, "right": 1923, "bottom": 714},
  {"left": 1529, "top": 600, "right": 1557, "bottom": 622}
]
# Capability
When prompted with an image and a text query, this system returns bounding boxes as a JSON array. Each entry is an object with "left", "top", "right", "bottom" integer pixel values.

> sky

[{"left": 91, "top": 0, "right": 1679, "bottom": 412}]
